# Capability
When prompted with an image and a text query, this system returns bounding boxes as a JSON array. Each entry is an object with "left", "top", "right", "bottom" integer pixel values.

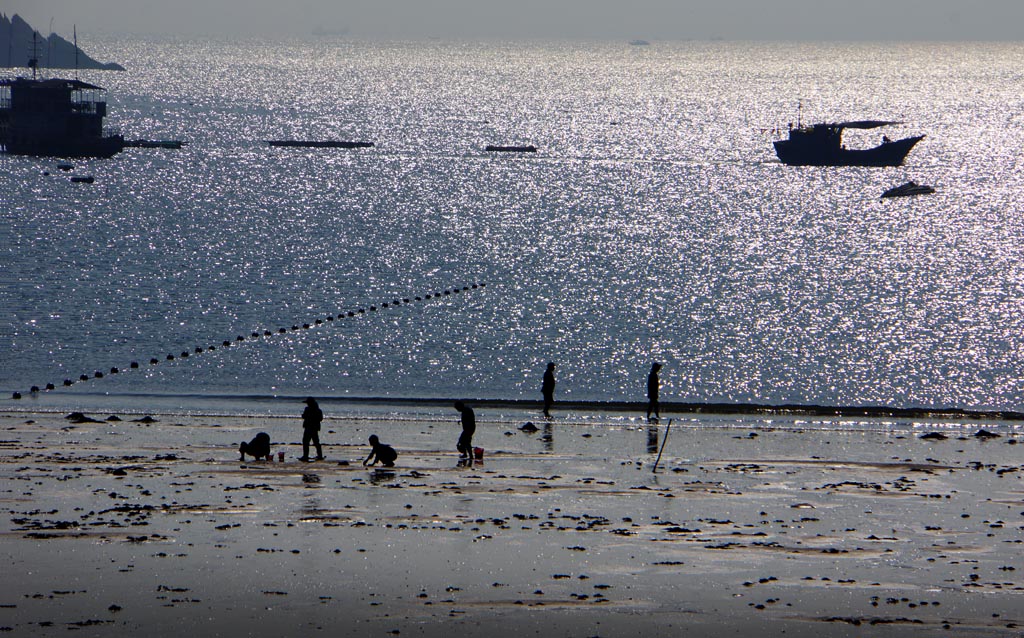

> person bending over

[
  {"left": 239, "top": 432, "right": 271, "bottom": 461},
  {"left": 454, "top": 401, "right": 476, "bottom": 460}
]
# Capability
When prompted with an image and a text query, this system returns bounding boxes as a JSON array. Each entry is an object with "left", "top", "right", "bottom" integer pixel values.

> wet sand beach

[{"left": 2, "top": 407, "right": 1023, "bottom": 637}]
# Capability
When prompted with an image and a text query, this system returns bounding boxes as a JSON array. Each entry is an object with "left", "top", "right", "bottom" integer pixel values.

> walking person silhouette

[{"left": 299, "top": 397, "right": 324, "bottom": 461}]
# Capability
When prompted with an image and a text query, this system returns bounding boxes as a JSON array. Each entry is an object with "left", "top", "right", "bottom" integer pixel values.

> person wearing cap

[
  {"left": 646, "top": 362, "right": 662, "bottom": 423},
  {"left": 454, "top": 401, "right": 476, "bottom": 462},
  {"left": 299, "top": 397, "right": 324, "bottom": 461},
  {"left": 541, "top": 362, "right": 556, "bottom": 419}
]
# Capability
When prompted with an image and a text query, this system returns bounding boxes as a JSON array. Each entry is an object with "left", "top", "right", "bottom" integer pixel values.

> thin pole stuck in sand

[{"left": 652, "top": 418, "right": 673, "bottom": 473}]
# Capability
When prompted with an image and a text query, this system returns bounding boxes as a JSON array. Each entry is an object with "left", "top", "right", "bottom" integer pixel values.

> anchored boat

[{"left": 0, "top": 77, "right": 124, "bottom": 158}]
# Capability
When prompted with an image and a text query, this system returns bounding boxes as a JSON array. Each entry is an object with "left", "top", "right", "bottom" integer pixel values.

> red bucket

[{"left": 473, "top": 447, "right": 484, "bottom": 460}]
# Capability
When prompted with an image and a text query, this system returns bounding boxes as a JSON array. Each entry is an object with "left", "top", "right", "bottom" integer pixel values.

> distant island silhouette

[{"left": 1, "top": 14, "right": 125, "bottom": 71}]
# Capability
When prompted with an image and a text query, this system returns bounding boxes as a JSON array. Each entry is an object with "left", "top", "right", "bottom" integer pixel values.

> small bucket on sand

[
  {"left": 278, "top": 451, "right": 285, "bottom": 462},
  {"left": 473, "top": 447, "right": 484, "bottom": 460}
]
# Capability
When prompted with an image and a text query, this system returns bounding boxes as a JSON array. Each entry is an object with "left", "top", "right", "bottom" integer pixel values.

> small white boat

[{"left": 881, "top": 180, "right": 935, "bottom": 198}]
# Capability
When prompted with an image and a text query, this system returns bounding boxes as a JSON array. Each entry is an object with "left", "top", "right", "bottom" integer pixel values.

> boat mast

[{"left": 28, "top": 31, "right": 39, "bottom": 79}]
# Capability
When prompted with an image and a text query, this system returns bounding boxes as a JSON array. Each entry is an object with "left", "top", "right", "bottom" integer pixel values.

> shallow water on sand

[
  {"left": 2, "top": 412, "right": 1023, "bottom": 636},
  {"left": 5, "top": 40, "right": 1024, "bottom": 413}
]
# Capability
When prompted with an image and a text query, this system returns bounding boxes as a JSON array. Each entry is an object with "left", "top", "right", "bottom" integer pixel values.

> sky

[{"left": 3, "top": 0, "right": 1024, "bottom": 40}]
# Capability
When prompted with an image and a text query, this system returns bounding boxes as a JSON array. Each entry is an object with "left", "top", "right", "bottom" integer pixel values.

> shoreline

[{"left": 5, "top": 391, "right": 1024, "bottom": 424}]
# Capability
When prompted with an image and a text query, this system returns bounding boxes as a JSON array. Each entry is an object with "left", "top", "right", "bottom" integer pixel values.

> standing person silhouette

[
  {"left": 646, "top": 362, "right": 662, "bottom": 423},
  {"left": 299, "top": 397, "right": 324, "bottom": 461},
  {"left": 542, "top": 362, "right": 556, "bottom": 418},
  {"left": 454, "top": 401, "right": 476, "bottom": 462}
]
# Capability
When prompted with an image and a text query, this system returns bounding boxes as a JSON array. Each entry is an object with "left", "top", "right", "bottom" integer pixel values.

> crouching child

[{"left": 362, "top": 434, "right": 398, "bottom": 467}]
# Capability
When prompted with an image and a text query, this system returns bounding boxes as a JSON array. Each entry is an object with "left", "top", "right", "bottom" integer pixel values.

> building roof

[{"left": 0, "top": 77, "right": 106, "bottom": 91}]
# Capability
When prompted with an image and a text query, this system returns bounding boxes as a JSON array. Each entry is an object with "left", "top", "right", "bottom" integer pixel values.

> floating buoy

[
  {"left": 30, "top": 386, "right": 40, "bottom": 393},
  {"left": 180, "top": 352, "right": 189, "bottom": 358},
  {"left": 348, "top": 312, "right": 355, "bottom": 317},
  {"left": 167, "top": 354, "right": 175, "bottom": 360},
  {"left": 444, "top": 290, "right": 450, "bottom": 295},
  {"left": 222, "top": 340, "right": 231, "bottom": 347},
  {"left": 64, "top": 379, "right": 74, "bottom": 386},
  {"left": 12, "top": 392, "right": 21, "bottom": 399},
  {"left": 291, "top": 326, "right": 299, "bottom": 331},
  {"left": 326, "top": 316, "right": 333, "bottom": 321},
  {"left": 130, "top": 361, "right": 139, "bottom": 368},
  {"left": 358, "top": 309, "right": 365, "bottom": 314},
  {"left": 303, "top": 323, "right": 310, "bottom": 329},
  {"left": 80, "top": 374, "right": 89, "bottom": 381},
  {"left": 94, "top": 371, "right": 104, "bottom": 378},
  {"left": 279, "top": 328, "right": 287, "bottom": 333},
  {"left": 471, "top": 284, "right": 477, "bottom": 289},
  {"left": 251, "top": 332, "right": 260, "bottom": 338},
  {"left": 58, "top": 163, "right": 73, "bottom": 171},
  {"left": 70, "top": 175, "right": 95, "bottom": 184},
  {"left": 404, "top": 298, "right": 410, "bottom": 303},
  {"left": 46, "top": 383, "right": 55, "bottom": 390},
  {"left": 425, "top": 295, "right": 432, "bottom": 299},
  {"left": 236, "top": 336, "right": 245, "bottom": 341},
  {"left": 415, "top": 297, "right": 422, "bottom": 301},
  {"left": 382, "top": 303, "right": 389, "bottom": 308},
  {"left": 208, "top": 346, "right": 216, "bottom": 351},
  {"left": 264, "top": 330, "right": 272, "bottom": 336},
  {"left": 315, "top": 319, "right": 323, "bottom": 324},
  {"left": 369, "top": 306, "right": 376, "bottom": 311}
]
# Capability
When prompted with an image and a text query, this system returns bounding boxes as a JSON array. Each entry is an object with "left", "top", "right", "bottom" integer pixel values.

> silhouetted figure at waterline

[
  {"left": 363, "top": 434, "right": 398, "bottom": 467},
  {"left": 299, "top": 397, "right": 324, "bottom": 461},
  {"left": 454, "top": 401, "right": 476, "bottom": 464},
  {"left": 647, "top": 362, "right": 662, "bottom": 423},
  {"left": 542, "top": 361, "right": 556, "bottom": 418},
  {"left": 239, "top": 432, "right": 271, "bottom": 461}
]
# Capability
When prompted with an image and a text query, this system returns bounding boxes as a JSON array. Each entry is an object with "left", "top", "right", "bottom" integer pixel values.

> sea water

[{"left": 3, "top": 39, "right": 1024, "bottom": 416}]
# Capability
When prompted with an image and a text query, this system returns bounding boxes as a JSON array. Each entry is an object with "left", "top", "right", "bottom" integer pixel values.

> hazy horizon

[{"left": 3, "top": 0, "right": 1024, "bottom": 41}]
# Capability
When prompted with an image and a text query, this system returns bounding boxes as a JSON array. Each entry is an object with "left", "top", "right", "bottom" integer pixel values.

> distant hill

[{"left": 0, "top": 14, "right": 125, "bottom": 71}]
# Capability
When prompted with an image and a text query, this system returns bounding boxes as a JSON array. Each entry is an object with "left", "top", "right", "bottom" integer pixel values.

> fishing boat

[{"left": 773, "top": 120, "right": 923, "bottom": 167}]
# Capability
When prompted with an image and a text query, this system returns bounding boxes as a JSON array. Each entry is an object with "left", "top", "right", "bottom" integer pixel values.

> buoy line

[{"left": 11, "top": 283, "right": 486, "bottom": 400}]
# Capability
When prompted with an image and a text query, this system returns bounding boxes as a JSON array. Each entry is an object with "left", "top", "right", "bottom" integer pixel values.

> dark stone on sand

[
  {"left": 520, "top": 422, "right": 539, "bottom": 433},
  {"left": 920, "top": 432, "right": 948, "bottom": 441},
  {"left": 107, "top": 415, "right": 121, "bottom": 421},
  {"left": 133, "top": 416, "right": 158, "bottom": 423},
  {"left": 66, "top": 412, "right": 102, "bottom": 423},
  {"left": 975, "top": 429, "right": 1001, "bottom": 439}
]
